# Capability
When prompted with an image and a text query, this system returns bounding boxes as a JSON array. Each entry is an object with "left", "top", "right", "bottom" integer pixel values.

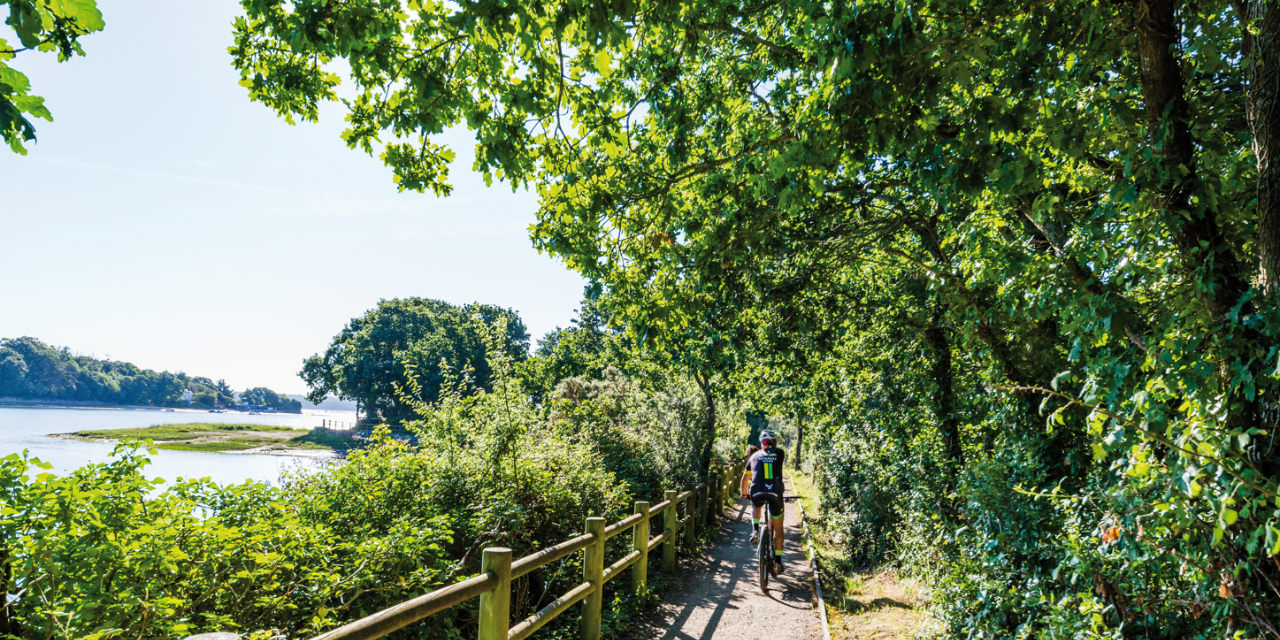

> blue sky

[{"left": 0, "top": 0, "right": 587, "bottom": 394}]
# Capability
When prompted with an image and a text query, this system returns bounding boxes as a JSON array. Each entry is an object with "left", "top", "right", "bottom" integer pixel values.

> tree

[
  {"left": 0, "top": 348, "right": 27, "bottom": 397},
  {"left": 522, "top": 287, "right": 620, "bottom": 398},
  {"left": 239, "top": 387, "right": 302, "bottom": 413},
  {"left": 1, "top": 0, "right": 105, "bottom": 153},
  {"left": 192, "top": 390, "right": 216, "bottom": 408},
  {"left": 235, "top": 1, "right": 1280, "bottom": 635},
  {"left": 214, "top": 379, "right": 237, "bottom": 406},
  {"left": 300, "top": 298, "right": 529, "bottom": 424}
]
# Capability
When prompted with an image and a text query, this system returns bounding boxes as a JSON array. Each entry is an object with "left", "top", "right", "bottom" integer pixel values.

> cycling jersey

[{"left": 746, "top": 446, "right": 786, "bottom": 496}]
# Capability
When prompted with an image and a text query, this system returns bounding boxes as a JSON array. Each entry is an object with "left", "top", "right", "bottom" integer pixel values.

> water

[{"left": 0, "top": 405, "right": 357, "bottom": 486}]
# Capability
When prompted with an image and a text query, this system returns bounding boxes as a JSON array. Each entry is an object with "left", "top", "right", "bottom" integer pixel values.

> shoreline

[
  {"left": 49, "top": 431, "right": 346, "bottom": 462},
  {"left": 1, "top": 399, "right": 209, "bottom": 412},
  {"left": 0, "top": 398, "right": 348, "bottom": 417}
]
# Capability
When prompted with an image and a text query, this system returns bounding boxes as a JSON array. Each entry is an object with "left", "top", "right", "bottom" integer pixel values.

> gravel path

[{"left": 628, "top": 480, "right": 823, "bottom": 640}]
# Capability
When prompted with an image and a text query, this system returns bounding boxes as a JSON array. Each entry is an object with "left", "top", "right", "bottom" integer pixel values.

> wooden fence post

[
  {"left": 684, "top": 486, "right": 697, "bottom": 549},
  {"left": 706, "top": 473, "right": 716, "bottom": 527},
  {"left": 692, "top": 480, "right": 701, "bottom": 539},
  {"left": 580, "top": 517, "right": 606, "bottom": 640},
  {"left": 727, "top": 463, "right": 737, "bottom": 506},
  {"left": 632, "top": 501, "right": 650, "bottom": 600},
  {"left": 663, "top": 489, "right": 678, "bottom": 572},
  {"left": 477, "top": 547, "right": 512, "bottom": 640},
  {"left": 721, "top": 465, "right": 731, "bottom": 510},
  {"left": 707, "top": 471, "right": 719, "bottom": 527},
  {"left": 727, "top": 464, "right": 735, "bottom": 508},
  {"left": 701, "top": 476, "right": 712, "bottom": 529}
]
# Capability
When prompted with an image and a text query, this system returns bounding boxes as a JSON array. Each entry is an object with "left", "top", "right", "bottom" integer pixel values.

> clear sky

[{"left": 0, "top": 0, "right": 587, "bottom": 394}]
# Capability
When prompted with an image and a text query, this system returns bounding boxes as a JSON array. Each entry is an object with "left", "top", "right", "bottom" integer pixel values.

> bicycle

[{"left": 754, "top": 499, "right": 778, "bottom": 593}]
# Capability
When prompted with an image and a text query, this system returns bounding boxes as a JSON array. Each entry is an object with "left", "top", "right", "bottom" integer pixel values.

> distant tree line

[
  {"left": 239, "top": 387, "right": 302, "bottom": 413},
  {"left": 0, "top": 337, "right": 299, "bottom": 412}
]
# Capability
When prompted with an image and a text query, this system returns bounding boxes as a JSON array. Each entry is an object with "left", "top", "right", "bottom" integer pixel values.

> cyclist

[{"left": 740, "top": 430, "right": 786, "bottom": 573}]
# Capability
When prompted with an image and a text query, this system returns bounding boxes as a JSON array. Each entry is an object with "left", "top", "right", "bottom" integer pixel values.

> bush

[
  {"left": 0, "top": 320, "right": 742, "bottom": 640},
  {"left": 0, "top": 443, "right": 457, "bottom": 640}
]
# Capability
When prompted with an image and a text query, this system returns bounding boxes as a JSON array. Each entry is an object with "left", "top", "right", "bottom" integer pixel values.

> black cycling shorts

[{"left": 750, "top": 493, "right": 784, "bottom": 519}]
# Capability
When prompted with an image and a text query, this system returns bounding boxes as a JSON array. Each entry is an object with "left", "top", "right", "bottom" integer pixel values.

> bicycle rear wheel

[{"left": 758, "top": 503, "right": 770, "bottom": 593}]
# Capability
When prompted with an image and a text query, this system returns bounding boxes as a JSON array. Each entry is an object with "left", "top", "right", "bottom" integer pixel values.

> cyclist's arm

[{"left": 740, "top": 471, "right": 750, "bottom": 497}]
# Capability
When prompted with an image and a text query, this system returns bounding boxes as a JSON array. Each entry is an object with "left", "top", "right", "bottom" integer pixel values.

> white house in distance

[{"left": 181, "top": 388, "right": 194, "bottom": 403}]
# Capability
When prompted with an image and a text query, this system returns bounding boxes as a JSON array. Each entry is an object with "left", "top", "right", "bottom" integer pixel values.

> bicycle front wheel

[{"left": 758, "top": 504, "right": 770, "bottom": 593}]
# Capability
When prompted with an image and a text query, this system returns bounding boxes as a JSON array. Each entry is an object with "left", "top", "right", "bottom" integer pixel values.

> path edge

[{"left": 797, "top": 500, "right": 832, "bottom": 640}]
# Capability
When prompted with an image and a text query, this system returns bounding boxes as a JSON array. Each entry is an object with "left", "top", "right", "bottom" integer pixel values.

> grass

[
  {"left": 791, "top": 470, "right": 925, "bottom": 640},
  {"left": 66, "top": 423, "right": 354, "bottom": 453}
]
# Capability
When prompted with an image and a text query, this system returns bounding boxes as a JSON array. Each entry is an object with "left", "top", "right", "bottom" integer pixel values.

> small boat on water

[{"left": 209, "top": 410, "right": 224, "bottom": 413}]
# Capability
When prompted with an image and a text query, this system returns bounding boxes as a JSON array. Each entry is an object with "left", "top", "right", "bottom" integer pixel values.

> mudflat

[{"left": 57, "top": 423, "right": 351, "bottom": 458}]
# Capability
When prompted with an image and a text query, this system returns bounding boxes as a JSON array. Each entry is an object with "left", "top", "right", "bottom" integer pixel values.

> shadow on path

[{"left": 628, "top": 480, "right": 822, "bottom": 640}]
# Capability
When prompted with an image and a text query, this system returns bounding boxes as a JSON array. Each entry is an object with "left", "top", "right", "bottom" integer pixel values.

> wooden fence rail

[{"left": 292, "top": 462, "right": 739, "bottom": 640}]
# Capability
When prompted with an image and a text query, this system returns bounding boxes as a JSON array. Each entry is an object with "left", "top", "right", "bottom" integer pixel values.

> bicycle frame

[{"left": 757, "top": 501, "right": 774, "bottom": 592}]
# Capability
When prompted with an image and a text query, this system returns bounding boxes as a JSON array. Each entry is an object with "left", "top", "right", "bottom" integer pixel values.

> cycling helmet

[{"left": 759, "top": 430, "right": 778, "bottom": 448}]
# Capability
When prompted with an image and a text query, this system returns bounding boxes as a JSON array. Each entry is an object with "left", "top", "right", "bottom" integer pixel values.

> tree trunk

[
  {"left": 1134, "top": 0, "right": 1250, "bottom": 318},
  {"left": 694, "top": 373, "right": 716, "bottom": 477},
  {"left": 795, "top": 413, "right": 805, "bottom": 469},
  {"left": 923, "top": 307, "right": 964, "bottom": 477},
  {"left": 1239, "top": 0, "right": 1280, "bottom": 295},
  {"left": 1135, "top": 0, "right": 1265, "bottom": 440}
]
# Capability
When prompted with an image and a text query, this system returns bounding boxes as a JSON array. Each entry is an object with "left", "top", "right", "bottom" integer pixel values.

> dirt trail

[{"left": 629, "top": 480, "right": 823, "bottom": 640}]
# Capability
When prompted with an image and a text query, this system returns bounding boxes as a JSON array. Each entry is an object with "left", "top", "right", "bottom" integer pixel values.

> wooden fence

[{"left": 296, "top": 464, "right": 739, "bottom": 640}]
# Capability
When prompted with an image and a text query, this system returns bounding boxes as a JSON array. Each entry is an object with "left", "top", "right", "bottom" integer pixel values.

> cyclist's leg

[
  {"left": 749, "top": 495, "right": 766, "bottom": 543},
  {"left": 770, "top": 495, "right": 785, "bottom": 561}
]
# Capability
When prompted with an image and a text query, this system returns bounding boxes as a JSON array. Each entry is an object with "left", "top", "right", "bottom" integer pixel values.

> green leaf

[
  {"left": 52, "top": 0, "right": 106, "bottom": 31},
  {"left": 594, "top": 50, "right": 612, "bottom": 76}
]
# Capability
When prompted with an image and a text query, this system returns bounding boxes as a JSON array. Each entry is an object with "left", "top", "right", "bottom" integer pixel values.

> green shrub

[
  {"left": 0, "top": 319, "right": 741, "bottom": 640},
  {"left": 0, "top": 443, "right": 458, "bottom": 640}
]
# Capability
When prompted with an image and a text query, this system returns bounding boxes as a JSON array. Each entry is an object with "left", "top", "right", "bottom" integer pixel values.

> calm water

[{"left": 0, "top": 405, "right": 357, "bottom": 486}]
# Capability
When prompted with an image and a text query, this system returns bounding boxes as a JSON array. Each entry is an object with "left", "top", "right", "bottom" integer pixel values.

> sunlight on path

[{"left": 627, "top": 480, "right": 822, "bottom": 640}]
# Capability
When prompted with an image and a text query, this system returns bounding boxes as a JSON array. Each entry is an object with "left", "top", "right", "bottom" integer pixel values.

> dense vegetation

[
  {"left": 234, "top": 0, "right": 1280, "bottom": 637},
  {"left": 14, "top": 0, "right": 1280, "bottom": 637},
  {"left": 0, "top": 337, "right": 297, "bottom": 412},
  {"left": 300, "top": 298, "right": 529, "bottom": 424},
  {"left": 1, "top": 309, "right": 745, "bottom": 640}
]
